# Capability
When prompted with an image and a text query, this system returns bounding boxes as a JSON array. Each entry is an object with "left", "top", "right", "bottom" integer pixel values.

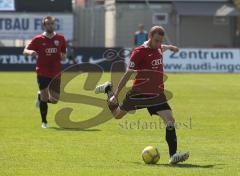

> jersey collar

[
  {"left": 42, "top": 32, "right": 56, "bottom": 39},
  {"left": 142, "top": 41, "right": 150, "bottom": 48},
  {"left": 142, "top": 41, "right": 163, "bottom": 52}
]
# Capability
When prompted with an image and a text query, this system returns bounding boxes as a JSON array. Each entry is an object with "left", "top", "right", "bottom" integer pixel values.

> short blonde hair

[{"left": 148, "top": 26, "right": 165, "bottom": 38}]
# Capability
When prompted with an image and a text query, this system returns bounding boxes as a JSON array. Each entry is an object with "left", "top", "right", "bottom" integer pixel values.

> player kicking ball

[
  {"left": 95, "top": 26, "right": 189, "bottom": 164},
  {"left": 23, "top": 16, "right": 67, "bottom": 128}
]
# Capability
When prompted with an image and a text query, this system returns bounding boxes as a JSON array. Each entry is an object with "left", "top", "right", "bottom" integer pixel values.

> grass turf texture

[{"left": 0, "top": 72, "right": 239, "bottom": 176}]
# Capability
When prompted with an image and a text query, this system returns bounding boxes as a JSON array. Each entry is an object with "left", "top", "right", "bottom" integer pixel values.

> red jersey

[
  {"left": 27, "top": 33, "right": 67, "bottom": 78},
  {"left": 128, "top": 42, "right": 164, "bottom": 94}
]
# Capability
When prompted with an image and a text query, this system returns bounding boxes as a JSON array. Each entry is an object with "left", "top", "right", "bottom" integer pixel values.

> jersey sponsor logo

[
  {"left": 45, "top": 48, "right": 58, "bottom": 54},
  {"left": 54, "top": 40, "right": 60, "bottom": 46},
  {"left": 129, "top": 61, "right": 135, "bottom": 68},
  {"left": 151, "top": 58, "right": 163, "bottom": 66}
]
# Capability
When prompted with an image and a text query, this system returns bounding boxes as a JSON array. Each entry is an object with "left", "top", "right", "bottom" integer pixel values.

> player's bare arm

[
  {"left": 23, "top": 47, "right": 38, "bottom": 57},
  {"left": 110, "top": 69, "right": 135, "bottom": 104},
  {"left": 162, "top": 44, "right": 179, "bottom": 52}
]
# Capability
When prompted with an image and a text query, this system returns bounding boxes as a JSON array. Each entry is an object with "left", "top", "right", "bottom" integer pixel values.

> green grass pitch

[{"left": 0, "top": 72, "right": 239, "bottom": 176}]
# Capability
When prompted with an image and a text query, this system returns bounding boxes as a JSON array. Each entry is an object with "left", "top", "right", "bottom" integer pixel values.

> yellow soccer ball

[{"left": 142, "top": 146, "right": 160, "bottom": 164}]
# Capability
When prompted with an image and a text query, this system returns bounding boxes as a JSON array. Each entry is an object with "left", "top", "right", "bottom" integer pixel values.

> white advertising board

[
  {"left": 0, "top": 13, "right": 73, "bottom": 40},
  {"left": 163, "top": 48, "right": 240, "bottom": 73}
]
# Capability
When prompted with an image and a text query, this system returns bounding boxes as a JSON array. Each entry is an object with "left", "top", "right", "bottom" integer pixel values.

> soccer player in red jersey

[
  {"left": 95, "top": 26, "right": 189, "bottom": 164},
  {"left": 23, "top": 16, "right": 67, "bottom": 128}
]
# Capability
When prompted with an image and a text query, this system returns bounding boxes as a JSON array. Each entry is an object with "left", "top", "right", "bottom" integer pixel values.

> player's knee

[
  {"left": 166, "top": 117, "right": 175, "bottom": 127},
  {"left": 114, "top": 114, "right": 123, "bottom": 119},
  {"left": 51, "top": 100, "right": 58, "bottom": 104},
  {"left": 49, "top": 97, "right": 59, "bottom": 104},
  {"left": 40, "top": 95, "right": 48, "bottom": 102},
  {"left": 113, "top": 110, "right": 126, "bottom": 120},
  {"left": 49, "top": 93, "right": 59, "bottom": 103}
]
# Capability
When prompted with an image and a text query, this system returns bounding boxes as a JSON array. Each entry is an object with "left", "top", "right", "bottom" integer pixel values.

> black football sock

[
  {"left": 105, "top": 84, "right": 119, "bottom": 113},
  {"left": 38, "top": 92, "right": 41, "bottom": 101},
  {"left": 105, "top": 84, "right": 113, "bottom": 97},
  {"left": 166, "top": 125, "right": 177, "bottom": 157},
  {"left": 105, "top": 83, "right": 115, "bottom": 99},
  {"left": 39, "top": 101, "right": 48, "bottom": 123}
]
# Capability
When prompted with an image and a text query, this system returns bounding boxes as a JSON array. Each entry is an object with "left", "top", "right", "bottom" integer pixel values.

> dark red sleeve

[
  {"left": 128, "top": 49, "right": 143, "bottom": 70},
  {"left": 61, "top": 37, "right": 67, "bottom": 53},
  {"left": 27, "top": 37, "right": 38, "bottom": 51}
]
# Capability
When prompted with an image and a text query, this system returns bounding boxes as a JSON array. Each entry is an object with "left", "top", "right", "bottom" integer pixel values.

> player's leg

[
  {"left": 157, "top": 109, "right": 189, "bottom": 164},
  {"left": 37, "top": 76, "right": 51, "bottom": 128},
  {"left": 39, "top": 88, "right": 49, "bottom": 128},
  {"left": 35, "top": 91, "right": 41, "bottom": 108},
  {"left": 148, "top": 103, "right": 189, "bottom": 164},
  {"left": 147, "top": 103, "right": 177, "bottom": 156},
  {"left": 48, "top": 78, "right": 61, "bottom": 104},
  {"left": 156, "top": 109, "right": 177, "bottom": 157},
  {"left": 109, "top": 105, "right": 127, "bottom": 119},
  {"left": 95, "top": 81, "right": 127, "bottom": 119}
]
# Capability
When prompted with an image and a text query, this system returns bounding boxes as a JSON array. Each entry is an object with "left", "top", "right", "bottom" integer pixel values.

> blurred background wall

[{"left": 0, "top": 0, "right": 239, "bottom": 48}]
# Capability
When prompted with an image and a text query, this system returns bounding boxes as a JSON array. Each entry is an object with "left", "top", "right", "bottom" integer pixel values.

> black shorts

[
  {"left": 120, "top": 90, "right": 171, "bottom": 115},
  {"left": 37, "top": 75, "right": 61, "bottom": 93}
]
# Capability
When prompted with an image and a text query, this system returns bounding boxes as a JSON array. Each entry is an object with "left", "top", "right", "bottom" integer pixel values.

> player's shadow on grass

[
  {"left": 132, "top": 162, "right": 220, "bottom": 169},
  {"left": 159, "top": 163, "right": 216, "bottom": 168},
  {"left": 49, "top": 127, "right": 101, "bottom": 132}
]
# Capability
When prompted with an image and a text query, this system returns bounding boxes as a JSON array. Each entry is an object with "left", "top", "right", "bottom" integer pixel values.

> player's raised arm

[{"left": 162, "top": 44, "right": 179, "bottom": 52}]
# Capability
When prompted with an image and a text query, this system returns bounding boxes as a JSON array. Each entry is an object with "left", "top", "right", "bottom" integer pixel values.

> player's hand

[
  {"left": 61, "top": 53, "right": 66, "bottom": 60},
  {"left": 169, "top": 45, "right": 179, "bottom": 52},
  {"left": 31, "top": 51, "right": 38, "bottom": 58},
  {"left": 109, "top": 95, "right": 118, "bottom": 105}
]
